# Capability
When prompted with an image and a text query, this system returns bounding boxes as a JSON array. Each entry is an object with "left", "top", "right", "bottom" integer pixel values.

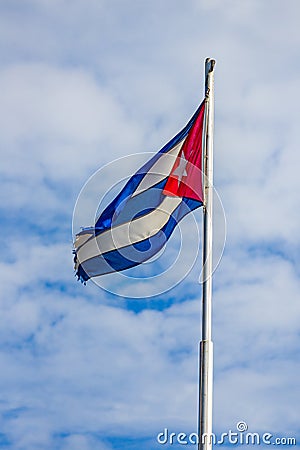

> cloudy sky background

[{"left": 0, "top": 0, "right": 299, "bottom": 449}]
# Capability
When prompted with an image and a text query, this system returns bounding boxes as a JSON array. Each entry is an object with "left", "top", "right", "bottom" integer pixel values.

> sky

[{"left": 0, "top": 0, "right": 299, "bottom": 449}]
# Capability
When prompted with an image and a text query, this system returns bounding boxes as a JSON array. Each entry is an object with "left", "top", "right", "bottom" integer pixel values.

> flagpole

[{"left": 198, "top": 57, "right": 216, "bottom": 450}]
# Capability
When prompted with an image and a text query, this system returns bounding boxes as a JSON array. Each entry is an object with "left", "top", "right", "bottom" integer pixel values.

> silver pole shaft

[{"left": 198, "top": 57, "right": 215, "bottom": 450}]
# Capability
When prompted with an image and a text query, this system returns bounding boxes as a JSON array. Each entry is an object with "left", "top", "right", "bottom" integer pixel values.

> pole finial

[
  {"left": 205, "top": 58, "right": 216, "bottom": 70},
  {"left": 205, "top": 58, "right": 216, "bottom": 97}
]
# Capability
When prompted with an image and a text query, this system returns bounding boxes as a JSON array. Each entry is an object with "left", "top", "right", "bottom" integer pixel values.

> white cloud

[{"left": 0, "top": 64, "right": 143, "bottom": 175}]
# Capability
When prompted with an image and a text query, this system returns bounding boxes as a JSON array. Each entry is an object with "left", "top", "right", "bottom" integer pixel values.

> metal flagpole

[{"left": 198, "top": 57, "right": 216, "bottom": 450}]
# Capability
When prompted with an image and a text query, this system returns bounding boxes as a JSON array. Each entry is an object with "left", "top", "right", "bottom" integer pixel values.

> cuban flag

[{"left": 74, "top": 100, "right": 206, "bottom": 283}]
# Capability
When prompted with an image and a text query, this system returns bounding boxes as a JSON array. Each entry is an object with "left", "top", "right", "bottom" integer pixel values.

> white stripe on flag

[
  {"left": 76, "top": 196, "right": 182, "bottom": 264},
  {"left": 74, "top": 231, "right": 94, "bottom": 250}
]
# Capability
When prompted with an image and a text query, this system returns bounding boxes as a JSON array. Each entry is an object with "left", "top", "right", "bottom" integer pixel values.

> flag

[{"left": 74, "top": 100, "right": 206, "bottom": 283}]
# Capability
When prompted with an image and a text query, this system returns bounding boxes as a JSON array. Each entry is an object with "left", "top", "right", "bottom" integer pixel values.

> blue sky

[{"left": 0, "top": 0, "right": 299, "bottom": 449}]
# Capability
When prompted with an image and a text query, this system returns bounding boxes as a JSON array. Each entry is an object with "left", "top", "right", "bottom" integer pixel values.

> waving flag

[{"left": 74, "top": 100, "right": 206, "bottom": 283}]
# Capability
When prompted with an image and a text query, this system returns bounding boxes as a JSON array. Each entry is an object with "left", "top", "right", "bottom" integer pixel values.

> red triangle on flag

[{"left": 163, "top": 102, "right": 205, "bottom": 202}]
